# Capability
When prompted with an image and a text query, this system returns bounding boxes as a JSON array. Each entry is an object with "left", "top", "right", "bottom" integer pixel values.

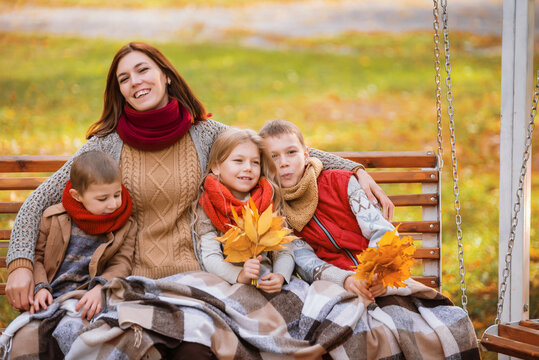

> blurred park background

[{"left": 0, "top": 1, "right": 537, "bottom": 357}]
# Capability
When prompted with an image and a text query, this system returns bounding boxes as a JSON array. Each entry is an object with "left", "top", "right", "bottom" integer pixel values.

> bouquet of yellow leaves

[
  {"left": 214, "top": 197, "right": 296, "bottom": 264},
  {"left": 352, "top": 227, "right": 415, "bottom": 288}
]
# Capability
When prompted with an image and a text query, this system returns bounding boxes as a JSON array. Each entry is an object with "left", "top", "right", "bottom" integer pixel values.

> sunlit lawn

[{"left": 0, "top": 31, "right": 537, "bottom": 355}]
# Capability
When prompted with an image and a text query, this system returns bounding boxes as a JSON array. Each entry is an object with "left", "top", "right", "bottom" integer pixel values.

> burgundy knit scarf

[
  {"left": 116, "top": 98, "right": 192, "bottom": 151},
  {"left": 199, "top": 175, "right": 273, "bottom": 233},
  {"left": 62, "top": 180, "right": 133, "bottom": 235}
]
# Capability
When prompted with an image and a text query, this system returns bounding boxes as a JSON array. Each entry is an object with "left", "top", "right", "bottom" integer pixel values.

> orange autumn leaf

[
  {"left": 352, "top": 226, "right": 415, "bottom": 288},
  {"left": 214, "top": 197, "right": 297, "bottom": 263}
]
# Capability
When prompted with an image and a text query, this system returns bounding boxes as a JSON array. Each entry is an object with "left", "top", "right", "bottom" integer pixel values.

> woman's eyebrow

[{"left": 117, "top": 62, "right": 149, "bottom": 78}]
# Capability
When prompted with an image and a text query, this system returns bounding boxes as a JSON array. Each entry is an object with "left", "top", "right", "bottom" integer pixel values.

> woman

[{"left": 6, "top": 42, "right": 393, "bottom": 358}]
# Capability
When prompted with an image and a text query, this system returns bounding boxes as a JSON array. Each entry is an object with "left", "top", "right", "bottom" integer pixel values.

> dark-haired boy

[{"left": 31, "top": 150, "right": 136, "bottom": 320}]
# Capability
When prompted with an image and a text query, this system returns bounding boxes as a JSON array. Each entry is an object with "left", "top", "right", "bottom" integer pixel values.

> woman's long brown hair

[{"left": 87, "top": 42, "right": 207, "bottom": 139}]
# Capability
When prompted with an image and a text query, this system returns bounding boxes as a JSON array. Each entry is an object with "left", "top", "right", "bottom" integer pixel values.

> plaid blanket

[{"left": 1, "top": 272, "right": 479, "bottom": 359}]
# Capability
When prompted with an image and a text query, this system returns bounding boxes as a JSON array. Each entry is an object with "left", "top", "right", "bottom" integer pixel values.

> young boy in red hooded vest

[
  {"left": 259, "top": 120, "right": 394, "bottom": 301},
  {"left": 31, "top": 150, "right": 137, "bottom": 320}
]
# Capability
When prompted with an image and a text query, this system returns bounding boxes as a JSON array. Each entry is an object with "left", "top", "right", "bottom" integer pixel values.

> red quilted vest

[{"left": 295, "top": 170, "right": 369, "bottom": 270}]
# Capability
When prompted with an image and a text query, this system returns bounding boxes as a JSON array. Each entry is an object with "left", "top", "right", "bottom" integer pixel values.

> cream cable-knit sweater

[
  {"left": 121, "top": 138, "right": 201, "bottom": 278},
  {"left": 8, "top": 119, "right": 361, "bottom": 274}
]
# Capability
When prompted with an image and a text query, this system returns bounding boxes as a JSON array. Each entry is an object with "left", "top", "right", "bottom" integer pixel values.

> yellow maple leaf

[
  {"left": 214, "top": 197, "right": 297, "bottom": 264},
  {"left": 352, "top": 226, "right": 416, "bottom": 288},
  {"left": 242, "top": 206, "right": 257, "bottom": 242},
  {"left": 271, "top": 216, "right": 284, "bottom": 229},
  {"left": 258, "top": 206, "right": 273, "bottom": 234},
  {"left": 249, "top": 197, "right": 260, "bottom": 222},
  {"left": 230, "top": 206, "right": 244, "bottom": 228}
]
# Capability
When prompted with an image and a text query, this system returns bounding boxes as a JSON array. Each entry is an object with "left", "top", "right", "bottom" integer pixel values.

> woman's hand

[
  {"left": 258, "top": 273, "right": 284, "bottom": 293},
  {"left": 355, "top": 168, "right": 395, "bottom": 221},
  {"left": 76, "top": 285, "right": 103, "bottom": 320},
  {"left": 6, "top": 267, "right": 34, "bottom": 311},
  {"left": 31, "top": 288, "right": 53, "bottom": 314},
  {"left": 237, "top": 255, "right": 262, "bottom": 284},
  {"left": 344, "top": 275, "right": 374, "bottom": 302}
]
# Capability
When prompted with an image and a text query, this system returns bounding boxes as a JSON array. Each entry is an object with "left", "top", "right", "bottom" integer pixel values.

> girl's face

[
  {"left": 212, "top": 141, "right": 261, "bottom": 199},
  {"left": 116, "top": 51, "right": 169, "bottom": 112}
]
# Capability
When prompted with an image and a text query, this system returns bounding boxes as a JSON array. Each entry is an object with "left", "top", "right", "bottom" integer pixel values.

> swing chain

[
  {"left": 439, "top": 0, "right": 468, "bottom": 311},
  {"left": 432, "top": 0, "right": 444, "bottom": 168},
  {"left": 495, "top": 70, "right": 539, "bottom": 324}
]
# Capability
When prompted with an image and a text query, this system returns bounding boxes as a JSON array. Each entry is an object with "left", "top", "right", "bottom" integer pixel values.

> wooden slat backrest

[
  {"left": 0, "top": 156, "right": 70, "bottom": 302},
  {"left": 0, "top": 151, "right": 441, "bottom": 298},
  {"left": 0, "top": 155, "right": 70, "bottom": 172}
]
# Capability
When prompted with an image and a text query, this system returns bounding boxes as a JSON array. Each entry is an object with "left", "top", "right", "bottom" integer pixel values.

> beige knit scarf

[{"left": 281, "top": 157, "right": 323, "bottom": 232}]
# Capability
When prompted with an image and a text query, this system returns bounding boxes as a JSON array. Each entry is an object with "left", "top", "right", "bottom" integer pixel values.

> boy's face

[
  {"left": 70, "top": 181, "right": 122, "bottom": 215},
  {"left": 264, "top": 133, "right": 309, "bottom": 188}
]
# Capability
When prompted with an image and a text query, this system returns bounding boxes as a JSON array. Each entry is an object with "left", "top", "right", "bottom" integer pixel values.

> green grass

[{"left": 0, "top": 32, "right": 537, "bottom": 355}]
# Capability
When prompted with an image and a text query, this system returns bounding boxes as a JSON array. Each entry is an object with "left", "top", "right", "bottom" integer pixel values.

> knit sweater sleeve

[
  {"left": 196, "top": 206, "right": 243, "bottom": 284},
  {"left": 309, "top": 147, "right": 364, "bottom": 171},
  {"left": 271, "top": 243, "right": 294, "bottom": 284},
  {"left": 190, "top": 119, "right": 229, "bottom": 174},
  {"left": 292, "top": 239, "right": 354, "bottom": 287},
  {"left": 347, "top": 176, "right": 394, "bottom": 248},
  {"left": 7, "top": 134, "right": 123, "bottom": 269},
  {"left": 348, "top": 176, "right": 406, "bottom": 295}
]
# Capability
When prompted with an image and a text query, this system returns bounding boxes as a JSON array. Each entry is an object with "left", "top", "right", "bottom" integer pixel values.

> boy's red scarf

[
  {"left": 62, "top": 180, "right": 133, "bottom": 235},
  {"left": 199, "top": 176, "right": 273, "bottom": 232},
  {"left": 116, "top": 98, "right": 192, "bottom": 151}
]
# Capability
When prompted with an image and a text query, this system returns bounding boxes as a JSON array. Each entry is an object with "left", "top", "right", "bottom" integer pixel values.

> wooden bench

[
  {"left": 0, "top": 151, "right": 441, "bottom": 306},
  {"left": 481, "top": 320, "right": 539, "bottom": 359}
]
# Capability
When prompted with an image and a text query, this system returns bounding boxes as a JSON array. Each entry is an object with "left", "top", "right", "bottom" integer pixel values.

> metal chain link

[
  {"left": 432, "top": 0, "right": 444, "bottom": 168},
  {"left": 495, "top": 70, "right": 539, "bottom": 324},
  {"left": 440, "top": 0, "right": 468, "bottom": 311}
]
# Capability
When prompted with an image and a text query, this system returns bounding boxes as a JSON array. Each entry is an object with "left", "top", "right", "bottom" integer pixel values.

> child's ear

[
  {"left": 303, "top": 145, "right": 310, "bottom": 163},
  {"left": 211, "top": 165, "right": 220, "bottom": 176},
  {"left": 69, "top": 188, "right": 83, "bottom": 202}
]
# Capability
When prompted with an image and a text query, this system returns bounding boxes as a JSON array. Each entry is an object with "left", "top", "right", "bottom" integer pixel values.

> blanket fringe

[
  {"left": 133, "top": 325, "right": 142, "bottom": 349},
  {"left": 0, "top": 335, "right": 13, "bottom": 360}
]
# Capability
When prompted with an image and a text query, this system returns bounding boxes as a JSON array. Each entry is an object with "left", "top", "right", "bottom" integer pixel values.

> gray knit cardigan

[{"left": 7, "top": 119, "right": 360, "bottom": 268}]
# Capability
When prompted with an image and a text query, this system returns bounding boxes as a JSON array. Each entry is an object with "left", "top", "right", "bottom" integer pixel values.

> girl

[{"left": 196, "top": 128, "right": 294, "bottom": 294}]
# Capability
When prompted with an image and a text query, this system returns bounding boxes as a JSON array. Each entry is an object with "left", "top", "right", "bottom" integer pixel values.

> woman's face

[{"left": 116, "top": 51, "right": 169, "bottom": 112}]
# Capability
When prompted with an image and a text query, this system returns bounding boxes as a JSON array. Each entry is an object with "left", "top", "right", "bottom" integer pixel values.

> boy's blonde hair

[
  {"left": 70, "top": 150, "right": 121, "bottom": 194},
  {"left": 258, "top": 119, "right": 305, "bottom": 147}
]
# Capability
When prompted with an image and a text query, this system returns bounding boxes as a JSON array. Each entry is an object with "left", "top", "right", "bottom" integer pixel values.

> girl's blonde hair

[
  {"left": 204, "top": 128, "right": 282, "bottom": 211},
  {"left": 192, "top": 128, "right": 284, "bottom": 267}
]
